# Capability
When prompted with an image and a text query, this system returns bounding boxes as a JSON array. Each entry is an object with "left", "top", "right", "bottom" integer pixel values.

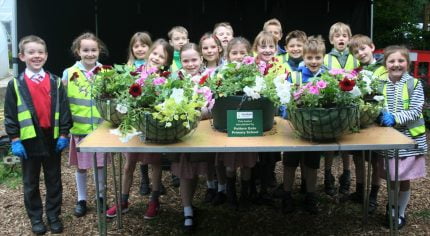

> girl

[
  {"left": 199, "top": 32, "right": 223, "bottom": 70},
  {"left": 378, "top": 45, "right": 427, "bottom": 229},
  {"left": 62, "top": 32, "right": 109, "bottom": 217},
  {"left": 133, "top": 39, "right": 174, "bottom": 220},
  {"left": 219, "top": 37, "right": 258, "bottom": 208},
  {"left": 171, "top": 43, "right": 211, "bottom": 232},
  {"left": 126, "top": 31, "right": 152, "bottom": 68}
]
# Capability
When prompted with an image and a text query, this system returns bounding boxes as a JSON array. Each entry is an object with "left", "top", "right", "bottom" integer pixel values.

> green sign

[{"left": 227, "top": 110, "right": 263, "bottom": 137}]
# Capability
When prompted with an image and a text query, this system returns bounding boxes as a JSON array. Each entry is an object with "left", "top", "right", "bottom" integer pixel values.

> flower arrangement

[
  {"left": 288, "top": 69, "right": 362, "bottom": 109},
  {"left": 116, "top": 66, "right": 213, "bottom": 137},
  {"left": 207, "top": 56, "right": 291, "bottom": 106},
  {"left": 91, "top": 65, "right": 137, "bottom": 99}
]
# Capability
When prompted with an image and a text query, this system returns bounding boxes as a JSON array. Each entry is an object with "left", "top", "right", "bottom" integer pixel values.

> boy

[
  {"left": 213, "top": 22, "right": 234, "bottom": 58},
  {"left": 279, "top": 30, "right": 307, "bottom": 73},
  {"left": 4, "top": 35, "right": 72, "bottom": 234},
  {"left": 263, "top": 18, "right": 286, "bottom": 54},
  {"left": 347, "top": 34, "right": 387, "bottom": 213},
  {"left": 323, "top": 22, "right": 359, "bottom": 196},
  {"left": 282, "top": 35, "right": 325, "bottom": 214},
  {"left": 168, "top": 26, "right": 189, "bottom": 72}
]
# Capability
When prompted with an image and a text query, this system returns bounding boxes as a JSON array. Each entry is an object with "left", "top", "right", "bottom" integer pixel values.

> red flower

[
  {"left": 160, "top": 71, "right": 171, "bottom": 77},
  {"left": 178, "top": 70, "right": 185, "bottom": 80},
  {"left": 71, "top": 72, "right": 79, "bottom": 81},
  {"left": 102, "top": 65, "right": 113, "bottom": 70},
  {"left": 339, "top": 78, "right": 356, "bottom": 91},
  {"left": 129, "top": 83, "right": 142, "bottom": 97},
  {"left": 264, "top": 63, "right": 274, "bottom": 75},
  {"left": 93, "top": 66, "right": 101, "bottom": 75},
  {"left": 130, "top": 71, "right": 139, "bottom": 76},
  {"left": 199, "top": 74, "right": 209, "bottom": 85}
]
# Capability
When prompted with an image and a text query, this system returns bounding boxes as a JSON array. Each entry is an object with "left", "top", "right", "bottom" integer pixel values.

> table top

[{"left": 77, "top": 118, "right": 416, "bottom": 153}]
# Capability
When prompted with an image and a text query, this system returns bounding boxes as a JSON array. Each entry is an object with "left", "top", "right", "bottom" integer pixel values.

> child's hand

[
  {"left": 11, "top": 140, "right": 28, "bottom": 160},
  {"left": 56, "top": 137, "right": 69, "bottom": 153}
]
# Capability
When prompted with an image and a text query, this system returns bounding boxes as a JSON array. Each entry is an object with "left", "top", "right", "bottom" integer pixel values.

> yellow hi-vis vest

[
  {"left": 66, "top": 66, "right": 103, "bottom": 135},
  {"left": 290, "top": 71, "right": 303, "bottom": 86},
  {"left": 381, "top": 78, "right": 426, "bottom": 137},
  {"left": 324, "top": 54, "right": 359, "bottom": 71},
  {"left": 13, "top": 77, "right": 60, "bottom": 140},
  {"left": 277, "top": 53, "right": 293, "bottom": 74}
]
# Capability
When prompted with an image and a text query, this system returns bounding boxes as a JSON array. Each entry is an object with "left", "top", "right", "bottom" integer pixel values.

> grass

[
  {"left": 412, "top": 209, "right": 430, "bottom": 219},
  {"left": 0, "top": 163, "right": 22, "bottom": 189}
]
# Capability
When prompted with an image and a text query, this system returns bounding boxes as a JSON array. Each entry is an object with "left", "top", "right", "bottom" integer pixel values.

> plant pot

[
  {"left": 288, "top": 105, "right": 359, "bottom": 142},
  {"left": 95, "top": 98, "right": 125, "bottom": 127},
  {"left": 211, "top": 95, "right": 275, "bottom": 132},
  {"left": 135, "top": 112, "right": 198, "bottom": 144},
  {"left": 359, "top": 102, "right": 382, "bottom": 128}
]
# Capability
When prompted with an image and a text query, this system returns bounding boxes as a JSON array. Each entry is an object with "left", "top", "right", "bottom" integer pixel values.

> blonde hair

[
  {"left": 285, "top": 30, "right": 307, "bottom": 46},
  {"left": 252, "top": 31, "right": 276, "bottom": 52},
  {"left": 145, "top": 39, "right": 174, "bottom": 67},
  {"left": 383, "top": 45, "right": 410, "bottom": 68},
  {"left": 303, "top": 35, "right": 326, "bottom": 55},
  {"left": 213, "top": 22, "right": 234, "bottom": 35},
  {"left": 263, "top": 18, "right": 282, "bottom": 34},
  {"left": 329, "top": 22, "right": 352, "bottom": 41},
  {"left": 19, "top": 35, "right": 47, "bottom": 54},
  {"left": 199, "top": 32, "right": 223, "bottom": 65},
  {"left": 127, "top": 32, "right": 152, "bottom": 66},
  {"left": 348, "top": 34, "right": 373, "bottom": 52},
  {"left": 168, "top": 26, "right": 188, "bottom": 39},
  {"left": 71, "top": 32, "right": 108, "bottom": 59}
]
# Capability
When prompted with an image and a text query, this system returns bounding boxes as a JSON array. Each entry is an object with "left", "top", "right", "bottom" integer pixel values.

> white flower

[
  {"left": 165, "top": 122, "right": 172, "bottom": 127},
  {"left": 170, "top": 88, "right": 184, "bottom": 104},
  {"left": 360, "top": 70, "right": 374, "bottom": 94},
  {"left": 110, "top": 128, "right": 141, "bottom": 143},
  {"left": 373, "top": 95, "right": 385, "bottom": 102},
  {"left": 243, "top": 86, "right": 261, "bottom": 99},
  {"left": 191, "top": 75, "right": 200, "bottom": 84},
  {"left": 115, "top": 103, "right": 128, "bottom": 114},
  {"left": 273, "top": 75, "right": 292, "bottom": 104},
  {"left": 349, "top": 85, "right": 362, "bottom": 97}
]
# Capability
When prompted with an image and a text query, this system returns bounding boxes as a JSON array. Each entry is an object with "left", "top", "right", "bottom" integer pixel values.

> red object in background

[{"left": 375, "top": 49, "right": 430, "bottom": 84}]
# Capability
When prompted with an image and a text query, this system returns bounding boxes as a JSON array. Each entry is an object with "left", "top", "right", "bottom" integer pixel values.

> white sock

[
  {"left": 95, "top": 168, "right": 105, "bottom": 198},
  {"left": 207, "top": 180, "right": 216, "bottom": 189},
  {"left": 184, "top": 206, "right": 193, "bottom": 226},
  {"left": 398, "top": 190, "right": 410, "bottom": 218},
  {"left": 218, "top": 184, "right": 226, "bottom": 193},
  {"left": 76, "top": 171, "right": 87, "bottom": 201}
]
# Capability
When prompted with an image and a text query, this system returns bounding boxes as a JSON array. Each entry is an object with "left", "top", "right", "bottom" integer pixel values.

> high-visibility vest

[
  {"left": 372, "top": 65, "right": 388, "bottom": 81},
  {"left": 277, "top": 53, "right": 294, "bottom": 74},
  {"left": 13, "top": 77, "right": 60, "bottom": 140},
  {"left": 290, "top": 71, "right": 303, "bottom": 86},
  {"left": 380, "top": 77, "right": 426, "bottom": 137},
  {"left": 324, "top": 54, "right": 359, "bottom": 71},
  {"left": 66, "top": 66, "right": 103, "bottom": 135}
]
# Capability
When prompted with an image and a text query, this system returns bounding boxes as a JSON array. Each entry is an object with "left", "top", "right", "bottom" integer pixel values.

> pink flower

[
  {"left": 309, "top": 86, "right": 320, "bottom": 95},
  {"left": 258, "top": 61, "right": 267, "bottom": 75},
  {"left": 293, "top": 89, "right": 304, "bottom": 100},
  {"left": 242, "top": 56, "right": 255, "bottom": 65},
  {"left": 329, "top": 68, "right": 344, "bottom": 75},
  {"left": 153, "top": 77, "right": 166, "bottom": 85},
  {"left": 316, "top": 80, "right": 327, "bottom": 89},
  {"left": 135, "top": 78, "right": 145, "bottom": 86}
]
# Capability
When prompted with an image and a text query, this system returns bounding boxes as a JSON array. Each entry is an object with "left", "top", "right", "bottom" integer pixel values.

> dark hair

[
  {"left": 71, "top": 32, "right": 108, "bottom": 59},
  {"left": 146, "top": 39, "right": 174, "bottom": 67},
  {"left": 127, "top": 32, "right": 152, "bottom": 65}
]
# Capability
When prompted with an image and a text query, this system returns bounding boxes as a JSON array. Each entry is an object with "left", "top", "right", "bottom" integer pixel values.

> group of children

[{"left": 4, "top": 18, "right": 427, "bottom": 234}]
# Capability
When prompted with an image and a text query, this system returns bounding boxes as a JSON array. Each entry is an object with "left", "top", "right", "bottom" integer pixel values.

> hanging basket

[
  {"left": 359, "top": 101, "right": 382, "bottom": 128},
  {"left": 288, "top": 105, "right": 359, "bottom": 142},
  {"left": 211, "top": 95, "right": 275, "bottom": 132},
  {"left": 135, "top": 112, "right": 199, "bottom": 144},
  {"left": 95, "top": 98, "right": 125, "bottom": 127}
]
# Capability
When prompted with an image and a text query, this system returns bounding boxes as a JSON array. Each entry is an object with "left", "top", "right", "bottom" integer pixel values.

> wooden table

[{"left": 78, "top": 118, "right": 416, "bottom": 236}]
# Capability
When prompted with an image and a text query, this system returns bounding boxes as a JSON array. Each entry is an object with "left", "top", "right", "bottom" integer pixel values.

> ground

[{"left": 0, "top": 149, "right": 429, "bottom": 235}]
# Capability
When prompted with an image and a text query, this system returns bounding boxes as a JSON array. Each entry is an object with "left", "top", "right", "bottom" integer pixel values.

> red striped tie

[{"left": 31, "top": 74, "right": 44, "bottom": 84}]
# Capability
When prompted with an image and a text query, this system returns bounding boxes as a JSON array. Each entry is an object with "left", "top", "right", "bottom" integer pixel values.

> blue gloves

[
  {"left": 378, "top": 111, "right": 396, "bottom": 127},
  {"left": 11, "top": 140, "right": 28, "bottom": 160},
  {"left": 279, "top": 105, "right": 288, "bottom": 119},
  {"left": 56, "top": 136, "right": 69, "bottom": 153}
]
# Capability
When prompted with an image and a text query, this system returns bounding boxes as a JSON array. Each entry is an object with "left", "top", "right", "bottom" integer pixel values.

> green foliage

[
  {"left": 0, "top": 163, "right": 22, "bottom": 189},
  {"left": 92, "top": 64, "right": 137, "bottom": 99}
]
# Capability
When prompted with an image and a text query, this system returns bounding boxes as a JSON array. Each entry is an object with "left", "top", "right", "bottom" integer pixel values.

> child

[
  {"left": 5, "top": 35, "right": 72, "bottom": 234},
  {"left": 252, "top": 31, "right": 285, "bottom": 203},
  {"left": 168, "top": 26, "right": 189, "bottom": 72},
  {"left": 279, "top": 30, "right": 307, "bottom": 73},
  {"left": 62, "top": 32, "right": 110, "bottom": 218},
  {"left": 323, "top": 22, "right": 359, "bottom": 196},
  {"left": 348, "top": 34, "right": 387, "bottom": 213},
  {"left": 199, "top": 32, "right": 223, "bottom": 70},
  {"left": 263, "top": 18, "right": 285, "bottom": 54},
  {"left": 170, "top": 43, "right": 212, "bottom": 232},
  {"left": 213, "top": 22, "right": 234, "bottom": 60},
  {"left": 220, "top": 37, "right": 258, "bottom": 208},
  {"left": 282, "top": 36, "right": 325, "bottom": 215},
  {"left": 377, "top": 45, "right": 427, "bottom": 229}
]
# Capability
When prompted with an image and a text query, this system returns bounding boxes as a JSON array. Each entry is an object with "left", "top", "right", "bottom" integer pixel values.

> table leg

[
  {"left": 393, "top": 149, "right": 399, "bottom": 235},
  {"left": 384, "top": 151, "right": 394, "bottom": 236},
  {"left": 362, "top": 150, "right": 368, "bottom": 224},
  {"left": 93, "top": 153, "right": 105, "bottom": 236},
  {"left": 111, "top": 153, "right": 121, "bottom": 229},
  {"left": 102, "top": 155, "right": 108, "bottom": 234},
  {"left": 118, "top": 153, "right": 123, "bottom": 227}
]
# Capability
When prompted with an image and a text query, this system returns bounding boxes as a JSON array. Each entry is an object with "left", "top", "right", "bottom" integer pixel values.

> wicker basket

[
  {"left": 136, "top": 112, "right": 198, "bottom": 143},
  {"left": 288, "top": 105, "right": 359, "bottom": 142},
  {"left": 95, "top": 98, "right": 125, "bottom": 127},
  {"left": 359, "top": 102, "right": 381, "bottom": 128}
]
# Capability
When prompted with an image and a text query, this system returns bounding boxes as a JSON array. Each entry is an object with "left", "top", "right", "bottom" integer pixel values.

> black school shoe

[
  {"left": 183, "top": 215, "right": 195, "bottom": 233},
  {"left": 338, "top": 170, "right": 351, "bottom": 194},
  {"left": 304, "top": 192, "right": 319, "bottom": 215},
  {"left": 203, "top": 188, "right": 217, "bottom": 203},
  {"left": 74, "top": 200, "right": 87, "bottom": 217},
  {"left": 282, "top": 192, "right": 295, "bottom": 214},
  {"left": 31, "top": 219, "right": 47, "bottom": 235},
  {"left": 324, "top": 171, "right": 336, "bottom": 196},
  {"left": 47, "top": 217, "right": 63, "bottom": 234}
]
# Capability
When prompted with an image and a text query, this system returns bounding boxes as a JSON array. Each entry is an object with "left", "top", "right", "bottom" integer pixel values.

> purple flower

[{"left": 153, "top": 77, "right": 166, "bottom": 85}]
